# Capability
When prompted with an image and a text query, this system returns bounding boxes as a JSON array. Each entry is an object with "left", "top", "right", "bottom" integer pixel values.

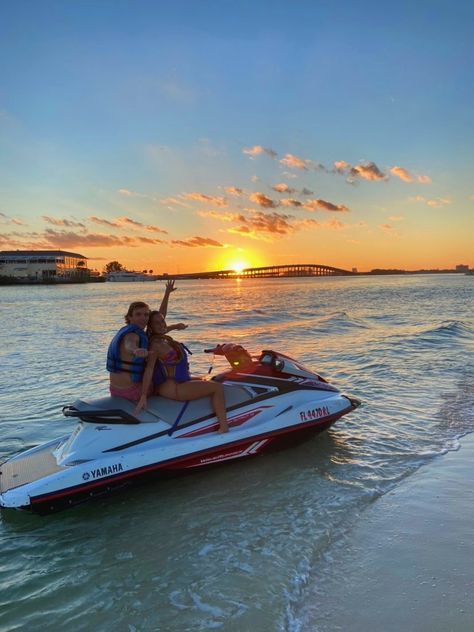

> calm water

[{"left": 0, "top": 275, "right": 473, "bottom": 631}]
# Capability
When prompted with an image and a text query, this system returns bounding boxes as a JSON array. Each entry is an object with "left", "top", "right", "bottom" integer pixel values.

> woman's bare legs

[{"left": 158, "top": 379, "right": 229, "bottom": 433}]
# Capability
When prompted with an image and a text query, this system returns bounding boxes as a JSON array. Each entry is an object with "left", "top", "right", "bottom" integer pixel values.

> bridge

[{"left": 158, "top": 264, "right": 354, "bottom": 280}]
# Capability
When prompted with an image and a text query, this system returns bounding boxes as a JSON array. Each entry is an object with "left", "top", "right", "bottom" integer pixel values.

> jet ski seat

[{"left": 64, "top": 383, "right": 255, "bottom": 426}]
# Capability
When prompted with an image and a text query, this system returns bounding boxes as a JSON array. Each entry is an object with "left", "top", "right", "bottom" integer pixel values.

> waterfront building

[{"left": 0, "top": 250, "right": 88, "bottom": 280}]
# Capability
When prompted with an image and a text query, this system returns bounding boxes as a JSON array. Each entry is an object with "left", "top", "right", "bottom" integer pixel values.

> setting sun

[{"left": 230, "top": 261, "right": 248, "bottom": 273}]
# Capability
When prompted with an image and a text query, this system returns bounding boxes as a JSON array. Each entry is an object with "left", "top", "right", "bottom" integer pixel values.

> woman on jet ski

[{"left": 133, "top": 311, "right": 229, "bottom": 433}]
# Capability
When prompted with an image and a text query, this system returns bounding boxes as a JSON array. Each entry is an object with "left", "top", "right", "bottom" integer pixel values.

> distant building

[
  {"left": 0, "top": 250, "right": 88, "bottom": 280},
  {"left": 455, "top": 264, "right": 469, "bottom": 272}
]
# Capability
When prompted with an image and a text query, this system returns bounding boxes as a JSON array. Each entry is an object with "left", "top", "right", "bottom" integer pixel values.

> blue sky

[{"left": 1, "top": 0, "right": 473, "bottom": 272}]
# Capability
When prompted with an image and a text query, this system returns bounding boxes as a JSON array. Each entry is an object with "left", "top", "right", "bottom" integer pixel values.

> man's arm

[
  {"left": 158, "top": 279, "right": 176, "bottom": 318},
  {"left": 123, "top": 332, "right": 148, "bottom": 358}
]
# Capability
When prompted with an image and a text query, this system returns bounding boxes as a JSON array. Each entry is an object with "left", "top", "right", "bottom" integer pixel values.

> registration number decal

[{"left": 299, "top": 406, "right": 330, "bottom": 422}]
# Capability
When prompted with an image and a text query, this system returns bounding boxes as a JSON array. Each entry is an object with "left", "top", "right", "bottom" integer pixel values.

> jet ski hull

[{"left": 1, "top": 407, "right": 351, "bottom": 515}]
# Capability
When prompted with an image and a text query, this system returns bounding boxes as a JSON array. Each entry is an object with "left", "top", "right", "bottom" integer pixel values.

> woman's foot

[{"left": 218, "top": 421, "right": 229, "bottom": 433}]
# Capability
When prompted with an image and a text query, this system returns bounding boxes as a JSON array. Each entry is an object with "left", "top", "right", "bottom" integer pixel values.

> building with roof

[{"left": 0, "top": 250, "right": 88, "bottom": 281}]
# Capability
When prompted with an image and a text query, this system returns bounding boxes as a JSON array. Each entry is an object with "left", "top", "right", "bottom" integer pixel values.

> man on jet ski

[{"left": 106, "top": 280, "right": 186, "bottom": 402}]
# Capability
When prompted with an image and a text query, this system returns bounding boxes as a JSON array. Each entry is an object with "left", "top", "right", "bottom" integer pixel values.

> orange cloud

[
  {"left": 279, "top": 153, "right": 310, "bottom": 170},
  {"left": 272, "top": 183, "right": 296, "bottom": 194},
  {"left": 228, "top": 211, "right": 296, "bottom": 240},
  {"left": 249, "top": 192, "right": 279, "bottom": 208},
  {"left": 334, "top": 160, "right": 351, "bottom": 173},
  {"left": 88, "top": 215, "right": 167, "bottom": 233},
  {"left": 224, "top": 187, "right": 243, "bottom": 196},
  {"left": 390, "top": 166, "right": 431, "bottom": 184},
  {"left": 42, "top": 229, "right": 166, "bottom": 248},
  {"left": 0, "top": 211, "right": 25, "bottom": 226},
  {"left": 412, "top": 196, "right": 451, "bottom": 207},
  {"left": 42, "top": 216, "right": 86, "bottom": 228},
  {"left": 303, "top": 199, "right": 349, "bottom": 212},
  {"left": 242, "top": 145, "right": 277, "bottom": 158},
  {"left": 170, "top": 236, "right": 224, "bottom": 248},
  {"left": 160, "top": 196, "right": 193, "bottom": 208},
  {"left": 280, "top": 198, "right": 303, "bottom": 207},
  {"left": 349, "top": 162, "right": 386, "bottom": 182},
  {"left": 197, "top": 210, "right": 239, "bottom": 222},
  {"left": 182, "top": 192, "right": 228, "bottom": 207}
]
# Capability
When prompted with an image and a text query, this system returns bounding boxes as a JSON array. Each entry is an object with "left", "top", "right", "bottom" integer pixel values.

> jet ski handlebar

[{"left": 204, "top": 344, "right": 285, "bottom": 371}]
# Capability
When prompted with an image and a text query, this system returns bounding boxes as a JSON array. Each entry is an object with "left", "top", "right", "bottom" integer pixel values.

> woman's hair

[
  {"left": 124, "top": 301, "right": 150, "bottom": 324},
  {"left": 146, "top": 310, "right": 164, "bottom": 337}
]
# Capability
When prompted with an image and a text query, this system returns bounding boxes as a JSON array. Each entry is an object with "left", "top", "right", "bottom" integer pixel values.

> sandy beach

[{"left": 301, "top": 433, "right": 474, "bottom": 631}]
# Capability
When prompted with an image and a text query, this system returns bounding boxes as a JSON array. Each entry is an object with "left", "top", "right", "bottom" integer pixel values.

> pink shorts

[{"left": 109, "top": 383, "right": 143, "bottom": 402}]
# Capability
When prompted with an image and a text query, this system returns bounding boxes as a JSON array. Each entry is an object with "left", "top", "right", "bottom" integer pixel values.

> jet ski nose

[{"left": 347, "top": 396, "right": 361, "bottom": 409}]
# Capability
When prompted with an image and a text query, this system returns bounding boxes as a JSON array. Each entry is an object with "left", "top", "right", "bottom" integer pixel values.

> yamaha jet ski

[{"left": 0, "top": 345, "right": 360, "bottom": 514}]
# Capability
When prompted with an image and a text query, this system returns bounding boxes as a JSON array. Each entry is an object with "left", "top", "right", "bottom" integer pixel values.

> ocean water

[{"left": 0, "top": 275, "right": 473, "bottom": 631}]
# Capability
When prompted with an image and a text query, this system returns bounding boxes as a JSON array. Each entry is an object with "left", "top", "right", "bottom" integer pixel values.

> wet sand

[{"left": 305, "top": 434, "right": 474, "bottom": 631}]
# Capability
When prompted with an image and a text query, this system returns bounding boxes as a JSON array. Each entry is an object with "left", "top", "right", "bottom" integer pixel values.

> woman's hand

[
  {"left": 133, "top": 395, "right": 147, "bottom": 416},
  {"left": 166, "top": 322, "right": 188, "bottom": 332},
  {"left": 165, "top": 280, "right": 176, "bottom": 293}
]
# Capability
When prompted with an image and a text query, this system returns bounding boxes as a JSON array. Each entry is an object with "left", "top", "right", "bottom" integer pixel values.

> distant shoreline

[{"left": 0, "top": 270, "right": 470, "bottom": 285}]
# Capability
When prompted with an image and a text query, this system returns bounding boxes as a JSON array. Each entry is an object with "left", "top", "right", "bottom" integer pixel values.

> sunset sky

[{"left": 1, "top": 1, "right": 473, "bottom": 273}]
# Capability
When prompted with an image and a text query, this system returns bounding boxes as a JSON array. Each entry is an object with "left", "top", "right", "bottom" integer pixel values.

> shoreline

[{"left": 303, "top": 433, "right": 474, "bottom": 631}]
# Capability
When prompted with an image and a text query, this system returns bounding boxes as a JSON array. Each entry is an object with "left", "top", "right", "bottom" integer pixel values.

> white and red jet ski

[{"left": 0, "top": 346, "right": 360, "bottom": 514}]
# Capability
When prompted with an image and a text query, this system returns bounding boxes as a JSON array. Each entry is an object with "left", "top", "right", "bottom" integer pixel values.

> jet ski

[{"left": 0, "top": 345, "right": 360, "bottom": 514}]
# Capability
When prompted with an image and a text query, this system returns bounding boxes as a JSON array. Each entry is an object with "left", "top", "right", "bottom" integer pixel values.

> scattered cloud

[
  {"left": 1, "top": 211, "right": 26, "bottom": 226},
  {"left": 42, "top": 229, "right": 145, "bottom": 248},
  {"left": 379, "top": 224, "right": 395, "bottom": 234},
  {"left": 390, "top": 166, "right": 431, "bottom": 184},
  {"left": 171, "top": 236, "right": 224, "bottom": 248},
  {"left": 182, "top": 192, "right": 227, "bottom": 206},
  {"left": 334, "top": 160, "right": 351, "bottom": 173},
  {"left": 229, "top": 211, "right": 295, "bottom": 240},
  {"left": 197, "top": 210, "right": 238, "bottom": 222},
  {"left": 272, "top": 183, "right": 296, "bottom": 194},
  {"left": 389, "top": 215, "right": 405, "bottom": 221},
  {"left": 249, "top": 192, "right": 279, "bottom": 208},
  {"left": 160, "top": 196, "right": 193, "bottom": 209},
  {"left": 42, "top": 216, "right": 86, "bottom": 229},
  {"left": 281, "top": 198, "right": 303, "bottom": 207},
  {"left": 89, "top": 215, "right": 167, "bottom": 233},
  {"left": 301, "top": 187, "right": 314, "bottom": 196},
  {"left": 243, "top": 145, "right": 277, "bottom": 159},
  {"left": 303, "top": 199, "right": 349, "bottom": 212},
  {"left": 412, "top": 195, "right": 451, "bottom": 207},
  {"left": 224, "top": 187, "right": 243, "bottom": 196},
  {"left": 349, "top": 162, "right": 386, "bottom": 182},
  {"left": 279, "top": 153, "right": 311, "bottom": 170}
]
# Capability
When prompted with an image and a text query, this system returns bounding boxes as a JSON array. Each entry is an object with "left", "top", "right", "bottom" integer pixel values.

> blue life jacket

[
  {"left": 152, "top": 336, "right": 191, "bottom": 385},
  {"left": 106, "top": 324, "right": 149, "bottom": 383}
]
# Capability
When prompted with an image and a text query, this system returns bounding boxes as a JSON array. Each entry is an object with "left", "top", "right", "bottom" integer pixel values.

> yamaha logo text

[{"left": 82, "top": 463, "right": 123, "bottom": 481}]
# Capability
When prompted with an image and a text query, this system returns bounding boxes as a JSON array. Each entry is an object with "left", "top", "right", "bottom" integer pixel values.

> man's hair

[{"left": 124, "top": 301, "right": 150, "bottom": 324}]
